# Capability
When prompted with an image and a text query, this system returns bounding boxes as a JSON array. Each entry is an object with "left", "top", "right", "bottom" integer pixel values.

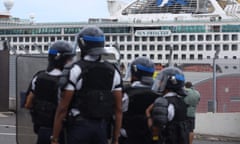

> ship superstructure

[{"left": 0, "top": 0, "right": 240, "bottom": 73}]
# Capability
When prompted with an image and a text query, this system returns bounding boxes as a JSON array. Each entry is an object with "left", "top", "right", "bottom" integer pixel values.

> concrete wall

[{"left": 195, "top": 113, "right": 240, "bottom": 138}]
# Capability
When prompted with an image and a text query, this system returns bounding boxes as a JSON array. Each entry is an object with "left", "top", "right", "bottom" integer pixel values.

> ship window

[
  {"left": 142, "top": 45, "right": 147, "bottom": 51},
  {"left": 57, "top": 36, "right": 61, "bottom": 40},
  {"left": 224, "top": 56, "right": 228, "bottom": 59},
  {"left": 32, "top": 37, "right": 36, "bottom": 42},
  {"left": 165, "top": 45, "right": 171, "bottom": 51},
  {"left": 142, "top": 37, "right": 147, "bottom": 41},
  {"left": 157, "top": 37, "right": 163, "bottom": 41},
  {"left": 197, "top": 45, "right": 203, "bottom": 51},
  {"left": 190, "top": 45, "right": 195, "bottom": 51},
  {"left": 173, "top": 35, "right": 178, "bottom": 41},
  {"left": 223, "top": 44, "right": 229, "bottom": 51},
  {"left": 211, "top": 26, "right": 220, "bottom": 32},
  {"left": 119, "top": 45, "right": 124, "bottom": 51},
  {"left": 214, "top": 45, "right": 220, "bottom": 51},
  {"left": 232, "top": 34, "right": 238, "bottom": 41},
  {"left": 223, "top": 34, "right": 229, "bottom": 41},
  {"left": 173, "top": 54, "right": 178, "bottom": 60},
  {"left": 135, "top": 37, "right": 140, "bottom": 41},
  {"left": 64, "top": 36, "right": 68, "bottom": 41},
  {"left": 127, "top": 45, "right": 132, "bottom": 51},
  {"left": 44, "top": 45, "right": 48, "bottom": 51},
  {"left": 120, "top": 54, "right": 124, "bottom": 59},
  {"left": 189, "top": 35, "right": 195, "bottom": 41},
  {"left": 207, "top": 56, "right": 211, "bottom": 59},
  {"left": 44, "top": 37, "right": 48, "bottom": 42},
  {"left": 190, "top": 54, "right": 194, "bottom": 60},
  {"left": 181, "top": 35, "right": 187, "bottom": 41},
  {"left": 233, "top": 56, "right": 237, "bottom": 59},
  {"left": 181, "top": 45, "right": 187, "bottom": 51},
  {"left": 214, "top": 35, "right": 221, "bottom": 41},
  {"left": 206, "top": 35, "right": 212, "bottom": 41},
  {"left": 233, "top": 66, "right": 237, "bottom": 69},
  {"left": 142, "top": 54, "right": 146, "bottom": 57},
  {"left": 127, "top": 54, "right": 131, "bottom": 59},
  {"left": 232, "top": 44, "right": 237, "bottom": 51},
  {"left": 181, "top": 54, "right": 186, "bottom": 60},
  {"left": 37, "top": 37, "right": 42, "bottom": 42},
  {"left": 150, "top": 45, "right": 155, "bottom": 51},
  {"left": 25, "top": 45, "right": 29, "bottom": 51},
  {"left": 150, "top": 54, "right": 154, "bottom": 59},
  {"left": 158, "top": 54, "right": 162, "bottom": 60},
  {"left": 105, "top": 36, "right": 110, "bottom": 42},
  {"left": 157, "top": 45, "right": 163, "bottom": 51},
  {"left": 206, "top": 45, "right": 212, "bottom": 51},
  {"left": 112, "top": 36, "right": 117, "bottom": 41},
  {"left": 19, "top": 37, "right": 23, "bottom": 42},
  {"left": 150, "top": 37, "right": 155, "bottom": 41},
  {"left": 134, "top": 54, "right": 139, "bottom": 58},
  {"left": 70, "top": 36, "right": 75, "bottom": 41},
  {"left": 51, "top": 37, "right": 55, "bottom": 42},
  {"left": 25, "top": 37, "right": 29, "bottom": 42},
  {"left": 120, "top": 36, "right": 124, "bottom": 42},
  {"left": 173, "top": 45, "right": 179, "bottom": 51},
  {"left": 198, "top": 54, "right": 203, "bottom": 60},
  {"left": 165, "top": 36, "right": 171, "bottom": 41},
  {"left": 165, "top": 54, "right": 170, "bottom": 60},
  {"left": 13, "top": 37, "right": 17, "bottom": 42},
  {"left": 134, "top": 45, "right": 139, "bottom": 51},
  {"left": 197, "top": 35, "right": 204, "bottom": 41},
  {"left": 127, "top": 36, "right": 132, "bottom": 41}
]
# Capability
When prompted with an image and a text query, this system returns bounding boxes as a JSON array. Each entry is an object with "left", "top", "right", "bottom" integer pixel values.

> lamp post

[
  {"left": 213, "top": 48, "right": 220, "bottom": 113},
  {"left": 168, "top": 46, "right": 173, "bottom": 67}
]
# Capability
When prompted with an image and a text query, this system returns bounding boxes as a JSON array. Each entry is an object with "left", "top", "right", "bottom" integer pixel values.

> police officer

[
  {"left": 24, "top": 40, "right": 75, "bottom": 144},
  {"left": 146, "top": 67, "right": 189, "bottom": 144},
  {"left": 51, "top": 26, "right": 123, "bottom": 144},
  {"left": 120, "top": 57, "right": 159, "bottom": 144},
  {"left": 184, "top": 81, "right": 200, "bottom": 144}
]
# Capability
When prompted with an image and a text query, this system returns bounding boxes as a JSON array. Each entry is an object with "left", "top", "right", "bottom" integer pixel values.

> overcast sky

[{"left": 0, "top": 0, "right": 131, "bottom": 22}]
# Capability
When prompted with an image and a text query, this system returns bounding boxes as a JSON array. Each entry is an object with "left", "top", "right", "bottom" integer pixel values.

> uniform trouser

[
  {"left": 36, "top": 127, "right": 65, "bottom": 144},
  {"left": 66, "top": 118, "right": 108, "bottom": 144}
]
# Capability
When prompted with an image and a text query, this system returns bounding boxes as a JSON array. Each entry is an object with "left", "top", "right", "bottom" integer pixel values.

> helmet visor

[
  {"left": 152, "top": 71, "right": 168, "bottom": 93},
  {"left": 86, "top": 47, "right": 108, "bottom": 55}
]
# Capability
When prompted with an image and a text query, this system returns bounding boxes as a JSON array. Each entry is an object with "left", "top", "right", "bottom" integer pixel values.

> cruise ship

[{"left": 1, "top": 0, "right": 240, "bottom": 73}]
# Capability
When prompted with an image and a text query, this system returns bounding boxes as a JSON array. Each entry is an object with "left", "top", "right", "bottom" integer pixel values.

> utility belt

[{"left": 66, "top": 114, "right": 106, "bottom": 125}]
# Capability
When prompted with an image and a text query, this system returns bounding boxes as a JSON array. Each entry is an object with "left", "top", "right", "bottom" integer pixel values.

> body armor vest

[
  {"left": 72, "top": 60, "right": 115, "bottom": 119},
  {"left": 123, "top": 87, "right": 159, "bottom": 144},
  {"left": 161, "top": 96, "right": 189, "bottom": 144},
  {"left": 31, "top": 71, "right": 60, "bottom": 127}
]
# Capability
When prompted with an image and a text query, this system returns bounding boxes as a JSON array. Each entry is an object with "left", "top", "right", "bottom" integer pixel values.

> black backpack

[{"left": 31, "top": 71, "right": 60, "bottom": 127}]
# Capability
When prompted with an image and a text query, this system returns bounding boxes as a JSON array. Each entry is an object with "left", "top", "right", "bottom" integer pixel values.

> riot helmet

[
  {"left": 129, "top": 57, "right": 155, "bottom": 85},
  {"left": 152, "top": 67, "right": 186, "bottom": 96},
  {"left": 77, "top": 26, "right": 107, "bottom": 57},
  {"left": 47, "top": 40, "right": 75, "bottom": 71}
]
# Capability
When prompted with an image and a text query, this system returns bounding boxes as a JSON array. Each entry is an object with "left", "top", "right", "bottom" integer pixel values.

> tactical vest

[
  {"left": 123, "top": 87, "right": 159, "bottom": 143},
  {"left": 31, "top": 71, "right": 60, "bottom": 128},
  {"left": 161, "top": 96, "right": 189, "bottom": 144},
  {"left": 71, "top": 60, "right": 115, "bottom": 119}
]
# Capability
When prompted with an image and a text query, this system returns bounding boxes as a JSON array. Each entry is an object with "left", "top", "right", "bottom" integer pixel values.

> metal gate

[{"left": 16, "top": 55, "right": 48, "bottom": 144}]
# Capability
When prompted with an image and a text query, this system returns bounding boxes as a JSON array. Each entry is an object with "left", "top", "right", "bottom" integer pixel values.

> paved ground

[{"left": 0, "top": 112, "right": 239, "bottom": 144}]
